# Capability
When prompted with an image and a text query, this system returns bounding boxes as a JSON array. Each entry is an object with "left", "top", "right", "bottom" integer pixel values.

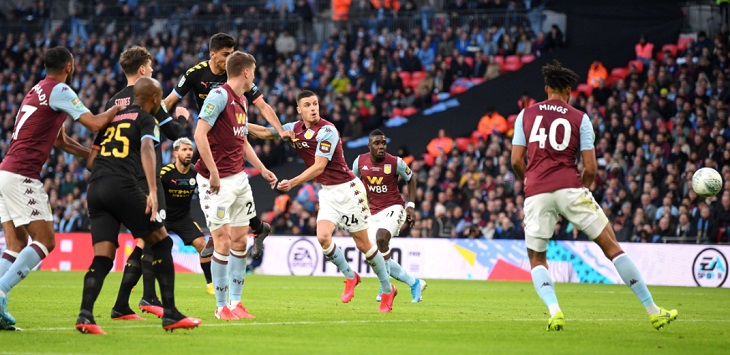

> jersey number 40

[{"left": 529, "top": 115, "right": 571, "bottom": 151}]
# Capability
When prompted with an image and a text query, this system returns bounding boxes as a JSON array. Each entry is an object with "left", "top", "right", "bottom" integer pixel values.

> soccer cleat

[
  {"left": 162, "top": 309, "right": 202, "bottom": 332},
  {"left": 228, "top": 302, "right": 255, "bottom": 319},
  {"left": 139, "top": 297, "right": 164, "bottom": 318},
  {"left": 76, "top": 313, "right": 106, "bottom": 335},
  {"left": 251, "top": 222, "right": 271, "bottom": 259},
  {"left": 411, "top": 279, "right": 428, "bottom": 303},
  {"left": 201, "top": 237, "right": 214, "bottom": 258},
  {"left": 650, "top": 307, "right": 678, "bottom": 330},
  {"left": 215, "top": 306, "right": 239, "bottom": 320},
  {"left": 547, "top": 312, "right": 565, "bottom": 331},
  {"left": 206, "top": 283, "right": 215, "bottom": 295},
  {"left": 0, "top": 296, "right": 15, "bottom": 326},
  {"left": 376, "top": 288, "right": 382, "bottom": 302},
  {"left": 378, "top": 284, "right": 398, "bottom": 313},
  {"left": 341, "top": 272, "right": 361, "bottom": 303},
  {"left": 111, "top": 307, "right": 145, "bottom": 321},
  {"left": 0, "top": 318, "right": 21, "bottom": 331}
]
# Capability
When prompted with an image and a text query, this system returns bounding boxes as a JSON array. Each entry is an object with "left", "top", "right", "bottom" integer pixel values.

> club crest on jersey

[
  {"left": 216, "top": 206, "right": 225, "bottom": 219},
  {"left": 190, "top": 178, "right": 196, "bottom": 186},
  {"left": 304, "top": 129, "right": 315, "bottom": 140},
  {"left": 319, "top": 141, "right": 331, "bottom": 153},
  {"left": 178, "top": 76, "right": 186, "bottom": 87},
  {"left": 384, "top": 164, "right": 392, "bottom": 174}
]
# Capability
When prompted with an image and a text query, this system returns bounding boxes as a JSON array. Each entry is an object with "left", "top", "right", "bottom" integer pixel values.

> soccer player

[
  {"left": 194, "top": 51, "right": 277, "bottom": 320},
  {"left": 158, "top": 138, "right": 213, "bottom": 293},
  {"left": 92, "top": 46, "right": 188, "bottom": 321},
  {"left": 165, "top": 33, "right": 294, "bottom": 258},
  {"left": 248, "top": 90, "right": 398, "bottom": 313},
  {"left": 510, "top": 60, "right": 678, "bottom": 331},
  {"left": 76, "top": 77, "right": 201, "bottom": 334},
  {"left": 0, "top": 47, "right": 122, "bottom": 328},
  {"left": 353, "top": 130, "right": 427, "bottom": 303}
]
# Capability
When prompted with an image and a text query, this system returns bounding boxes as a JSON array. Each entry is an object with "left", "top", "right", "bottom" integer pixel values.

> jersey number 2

[
  {"left": 100, "top": 123, "right": 131, "bottom": 158},
  {"left": 529, "top": 115, "right": 571, "bottom": 151}
]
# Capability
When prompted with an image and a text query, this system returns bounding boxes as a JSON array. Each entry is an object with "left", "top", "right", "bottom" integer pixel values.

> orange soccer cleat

[
  {"left": 341, "top": 272, "right": 361, "bottom": 303},
  {"left": 378, "top": 285, "right": 398, "bottom": 313}
]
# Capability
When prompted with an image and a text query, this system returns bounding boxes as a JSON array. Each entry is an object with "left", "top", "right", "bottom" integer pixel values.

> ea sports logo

[
  {"left": 692, "top": 248, "right": 728, "bottom": 287},
  {"left": 287, "top": 238, "right": 318, "bottom": 276}
]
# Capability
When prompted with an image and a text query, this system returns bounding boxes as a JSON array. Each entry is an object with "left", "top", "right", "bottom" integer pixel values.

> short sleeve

[
  {"left": 139, "top": 113, "right": 160, "bottom": 143},
  {"left": 48, "top": 84, "right": 90, "bottom": 120},
  {"left": 173, "top": 68, "right": 196, "bottom": 98},
  {"left": 396, "top": 157, "right": 413, "bottom": 181},
  {"left": 511, "top": 110, "right": 526, "bottom": 147},
  {"left": 156, "top": 100, "right": 173, "bottom": 126},
  {"left": 270, "top": 122, "right": 295, "bottom": 138},
  {"left": 243, "top": 82, "right": 263, "bottom": 104},
  {"left": 315, "top": 126, "right": 339, "bottom": 160},
  {"left": 198, "top": 89, "right": 228, "bottom": 126},
  {"left": 352, "top": 158, "right": 361, "bottom": 178},
  {"left": 579, "top": 114, "right": 595, "bottom": 151}
]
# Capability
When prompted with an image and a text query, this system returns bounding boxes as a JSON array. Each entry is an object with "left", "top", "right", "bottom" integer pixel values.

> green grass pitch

[{"left": 1, "top": 271, "right": 729, "bottom": 354}]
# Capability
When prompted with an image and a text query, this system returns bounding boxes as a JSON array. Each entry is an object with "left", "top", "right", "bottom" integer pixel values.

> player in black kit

[
  {"left": 76, "top": 77, "right": 201, "bottom": 334},
  {"left": 163, "top": 33, "right": 294, "bottom": 258},
  {"left": 159, "top": 138, "right": 214, "bottom": 293},
  {"left": 90, "top": 47, "right": 189, "bottom": 319}
]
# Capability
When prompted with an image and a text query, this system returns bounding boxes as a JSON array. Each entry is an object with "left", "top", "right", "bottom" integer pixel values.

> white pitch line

[{"left": 16, "top": 317, "right": 729, "bottom": 332}]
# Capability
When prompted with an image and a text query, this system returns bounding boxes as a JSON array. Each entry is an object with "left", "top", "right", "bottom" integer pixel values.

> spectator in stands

[
  {"left": 484, "top": 55, "right": 502, "bottom": 80},
  {"left": 515, "top": 32, "right": 532, "bottom": 56},
  {"left": 587, "top": 59, "right": 608, "bottom": 88},
  {"left": 477, "top": 107, "right": 508, "bottom": 138},
  {"left": 430, "top": 204, "right": 454, "bottom": 237},
  {"left": 427, "top": 129, "right": 454, "bottom": 157},
  {"left": 635, "top": 34, "right": 654, "bottom": 66},
  {"left": 545, "top": 24, "right": 564, "bottom": 51}
]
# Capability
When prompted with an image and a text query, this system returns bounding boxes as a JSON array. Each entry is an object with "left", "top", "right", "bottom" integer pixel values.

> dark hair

[
  {"left": 369, "top": 129, "right": 385, "bottom": 138},
  {"left": 296, "top": 90, "right": 317, "bottom": 103},
  {"left": 209, "top": 33, "right": 236, "bottom": 52},
  {"left": 44, "top": 47, "right": 73, "bottom": 73},
  {"left": 226, "top": 51, "right": 256, "bottom": 76},
  {"left": 541, "top": 60, "right": 580, "bottom": 91},
  {"left": 120, "top": 46, "right": 152, "bottom": 75}
]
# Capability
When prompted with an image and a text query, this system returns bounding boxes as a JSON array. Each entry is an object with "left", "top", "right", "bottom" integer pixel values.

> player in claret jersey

[
  {"left": 249, "top": 90, "right": 398, "bottom": 313},
  {"left": 511, "top": 60, "right": 678, "bottom": 331},
  {"left": 0, "top": 47, "right": 122, "bottom": 329},
  {"left": 353, "top": 130, "right": 427, "bottom": 303}
]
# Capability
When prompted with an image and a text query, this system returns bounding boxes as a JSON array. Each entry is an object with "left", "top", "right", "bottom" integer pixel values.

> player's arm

[
  {"left": 164, "top": 67, "right": 196, "bottom": 109},
  {"left": 49, "top": 84, "right": 121, "bottom": 133},
  {"left": 193, "top": 89, "right": 227, "bottom": 193},
  {"left": 157, "top": 101, "right": 189, "bottom": 141},
  {"left": 247, "top": 83, "right": 294, "bottom": 140},
  {"left": 579, "top": 114, "right": 597, "bottom": 188},
  {"left": 250, "top": 122, "right": 296, "bottom": 140},
  {"left": 244, "top": 139, "right": 278, "bottom": 189},
  {"left": 351, "top": 158, "right": 361, "bottom": 178},
  {"left": 510, "top": 110, "right": 527, "bottom": 181},
  {"left": 278, "top": 128, "right": 336, "bottom": 191},
  {"left": 86, "top": 132, "right": 103, "bottom": 171},
  {"left": 140, "top": 113, "right": 161, "bottom": 221},
  {"left": 54, "top": 127, "right": 91, "bottom": 159},
  {"left": 397, "top": 157, "right": 417, "bottom": 226}
]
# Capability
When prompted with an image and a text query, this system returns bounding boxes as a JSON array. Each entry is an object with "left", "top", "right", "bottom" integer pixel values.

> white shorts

[
  {"left": 523, "top": 187, "right": 609, "bottom": 252},
  {"left": 197, "top": 171, "right": 256, "bottom": 232},
  {"left": 0, "top": 171, "right": 53, "bottom": 226},
  {"left": 367, "top": 204, "right": 405, "bottom": 242},
  {"left": 318, "top": 178, "right": 370, "bottom": 233}
]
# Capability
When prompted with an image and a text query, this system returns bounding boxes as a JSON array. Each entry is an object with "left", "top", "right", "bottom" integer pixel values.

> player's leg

[
  {"left": 317, "top": 186, "right": 358, "bottom": 302},
  {"left": 76, "top": 239, "right": 117, "bottom": 335},
  {"left": 112, "top": 238, "right": 146, "bottom": 320},
  {"left": 248, "top": 214, "right": 271, "bottom": 259},
  {"left": 0, "top": 222, "right": 27, "bottom": 278},
  {"left": 139, "top": 180, "right": 167, "bottom": 311},
  {"left": 376, "top": 206, "right": 426, "bottom": 302},
  {"left": 226, "top": 177, "right": 256, "bottom": 319},
  {"left": 523, "top": 192, "right": 564, "bottom": 331},
  {"left": 180, "top": 219, "right": 213, "bottom": 294}
]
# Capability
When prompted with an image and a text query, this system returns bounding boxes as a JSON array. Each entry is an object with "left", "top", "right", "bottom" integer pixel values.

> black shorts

[
  {"left": 166, "top": 216, "right": 205, "bottom": 246},
  {"left": 138, "top": 178, "right": 166, "bottom": 218},
  {"left": 88, "top": 175, "right": 164, "bottom": 246}
]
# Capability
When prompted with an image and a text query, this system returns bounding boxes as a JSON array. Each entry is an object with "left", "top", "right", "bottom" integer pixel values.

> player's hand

[
  {"left": 146, "top": 194, "right": 158, "bottom": 222},
  {"left": 277, "top": 179, "right": 292, "bottom": 192},
  {"left": 405, "top": 207, "right": 416, "bottom": 227},
  {"left": 280, "top": 130, "right": 296, "bottom": 141},
  {"left": 175, "top": 106, "right": 190, "bottom": 120},
  {"left": 209, "top": 171, "right": 221, "bottom": 194},
  {"left": 261, "top": 169, "right": 278, "bottom": 189}
]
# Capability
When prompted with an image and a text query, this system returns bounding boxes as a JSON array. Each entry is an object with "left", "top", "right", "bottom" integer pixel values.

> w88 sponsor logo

[{"left": 368, "top": 185, "right": 388, "bottom": 193}]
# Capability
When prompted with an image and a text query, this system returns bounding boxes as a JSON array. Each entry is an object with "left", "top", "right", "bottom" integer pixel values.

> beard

[
  {"left": 180, "top": 158, "right": 192, "bottom": 167},
  {"left": 65, "top": 73, "right": 72, "bottom": 86}
]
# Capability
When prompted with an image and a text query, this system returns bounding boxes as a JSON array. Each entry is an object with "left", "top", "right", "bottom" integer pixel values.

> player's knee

[
  {"left": 316, "top": 233, "right": 331, "bottom": 247},
  {"left": 192, "top": 237, "right": 206, "bottom": 252},
  {"left": 375, "top": 232, "right": 390, "bottom": 251}
]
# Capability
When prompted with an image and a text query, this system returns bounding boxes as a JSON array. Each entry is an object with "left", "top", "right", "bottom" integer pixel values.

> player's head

[
  {"left": 296, "top": 90, "right": 320, "bottom": 123},
  {"left": 133, "top": 77, "right": 163, "bottom": 114},
  {"left": 368, "top": 129, "right": 387, "bottom": 160},
  {"left": 173, "top": 137, "right": 194, "bottom": 167},
  {"left": 120, "top": 46, "right": 153, "bottom": 79},
  {"left": 226, "top": 51, "right": 256, "bottom": 87},
  {"left": 209, "top": 33, "right": 236, "bottom": 73},
  {"left": 44, "top": 47, "right": 74, "bottom": 85},
  {"left": 541, "top": 60, "right": 579, "bottom": 101}
]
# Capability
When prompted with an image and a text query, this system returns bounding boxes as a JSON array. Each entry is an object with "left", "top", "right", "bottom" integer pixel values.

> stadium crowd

[{"left": 1, "top": 1, "right": 727, "bottom": 245}]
